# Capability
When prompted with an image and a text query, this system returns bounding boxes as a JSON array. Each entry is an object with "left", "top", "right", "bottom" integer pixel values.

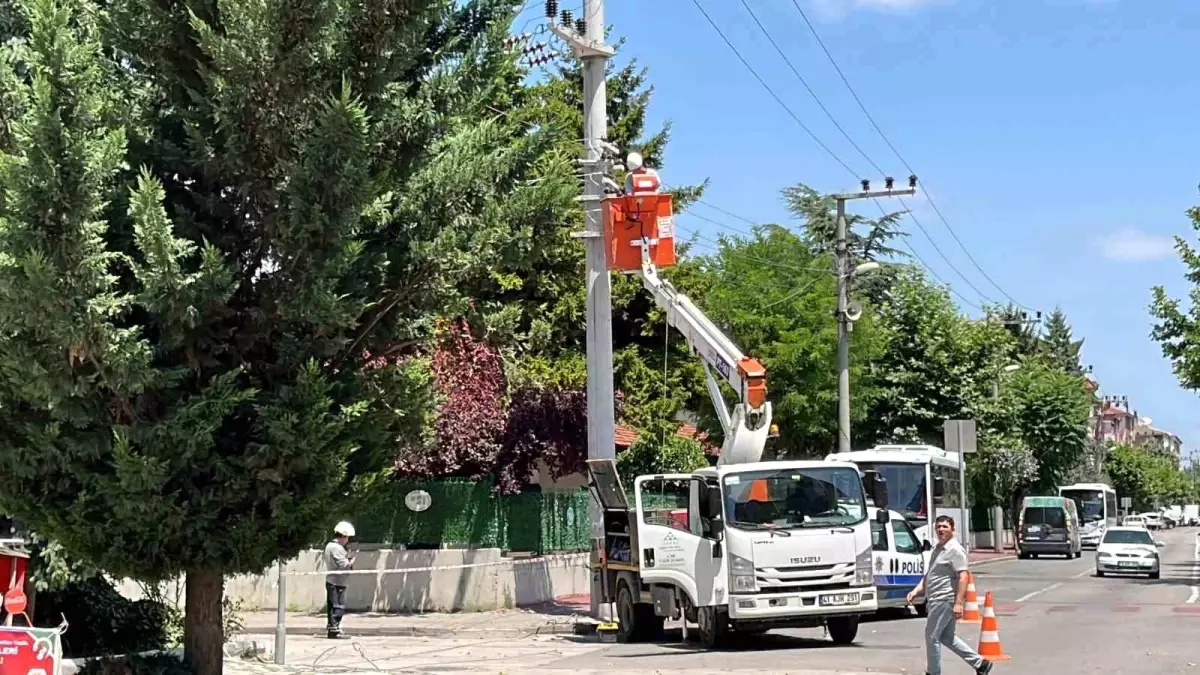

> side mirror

[
  {"left": 876, "top": 509, "right": 890, "bottom": 525},
  {"left": 932, "top": 477, "right": 946, "bottom": 498},
  {"left": 709, "top": 517, "right": 725, "bottom": 539},
  {"left": 862, "top": 470, "right": 889, "bottom": 511},
  {"left": 922, "top": 539, "right": 933, "bottom": 552},
  {"left": 1156, "top": 540, "right": 1165, "bottom": 547}
]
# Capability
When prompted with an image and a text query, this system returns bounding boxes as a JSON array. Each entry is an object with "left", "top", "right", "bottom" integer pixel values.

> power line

[
  {"left": 736, "top": 0, "right": 884, "bottom": 175},
  {"left": 788, "top": 0, "right": 1033, "bottom": 312},
  {"left": 688, "top": 0, "right": 861, "bottom": 178}
]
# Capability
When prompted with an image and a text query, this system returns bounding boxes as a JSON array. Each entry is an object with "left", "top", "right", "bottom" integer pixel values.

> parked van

[
  {"left": 870, "top": 506, "right": 931, "bottom": 615},
  {"left": 1017, "top": 495, "right": 1082, "bottom": 559}
]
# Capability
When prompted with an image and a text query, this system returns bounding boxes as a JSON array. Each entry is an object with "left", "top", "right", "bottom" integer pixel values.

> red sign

[
  {"left": 0, "top": 627, "right": 60, "bottom": 675},
  {"left": 2, "top": 590, "right": 25, "bottom": 616}
]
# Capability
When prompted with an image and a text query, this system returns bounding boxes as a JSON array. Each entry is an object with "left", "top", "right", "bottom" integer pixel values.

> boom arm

[{"left": 639, "top": 260, "right": 773, "bottom": 465}]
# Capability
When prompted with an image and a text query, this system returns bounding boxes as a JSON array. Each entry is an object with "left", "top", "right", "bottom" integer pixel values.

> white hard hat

[
  {"left": 626, "top": 151, "right": 644, "bottom": 171},
  {"left": 334, "top": 521, "right": 355, "bottom": 537}
]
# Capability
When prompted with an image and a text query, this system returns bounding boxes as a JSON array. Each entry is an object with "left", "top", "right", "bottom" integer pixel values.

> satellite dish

[{"left": 845, "top": 300, "right": 863, "bottom": 322}]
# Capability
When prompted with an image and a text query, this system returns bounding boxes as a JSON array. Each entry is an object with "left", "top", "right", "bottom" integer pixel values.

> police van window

[
  {"left": 871, "top": 519, "right": 888, "bottom": 551},
  {"left": 893, "top": 517, "right": 921, "bottom": 555}
]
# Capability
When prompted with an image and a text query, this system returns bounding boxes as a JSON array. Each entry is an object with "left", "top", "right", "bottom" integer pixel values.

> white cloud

[{"left": 1097, "top": 228, "right": 1177, "bottom": 262}]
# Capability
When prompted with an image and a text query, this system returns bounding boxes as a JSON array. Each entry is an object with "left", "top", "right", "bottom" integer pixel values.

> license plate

[
  {"left": 819, "top": 592, "right": 859, "bottom": 607},
  {"left": 1118, "top": 561, "right": 1139, "bottom": 568}
]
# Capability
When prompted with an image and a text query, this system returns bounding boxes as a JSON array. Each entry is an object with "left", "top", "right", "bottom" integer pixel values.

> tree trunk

[{"left": 184, "top": 570, "right": 224, "bottom": 675}]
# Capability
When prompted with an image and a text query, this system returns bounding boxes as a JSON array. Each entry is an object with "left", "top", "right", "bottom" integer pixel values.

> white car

[
  {"left": 1139, "top": 512, "right": 1163, "bottom": 530},
  {"left": 1122, "top": 515, "right": 1147, "bottom": 528},
  {"left": 1095, "top": 526, "right": 1163, "bottom": 579}
]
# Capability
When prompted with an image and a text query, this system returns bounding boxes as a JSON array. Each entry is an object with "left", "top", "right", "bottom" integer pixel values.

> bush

[
  {"left": 79, "top": 653, "right": 193, "bottom": 675},
  {"left": 618, "top": 434, "right": 709, "bottom": 485},
  {"left": 33, "top": 577, "right": 171, "bottom": 658}
]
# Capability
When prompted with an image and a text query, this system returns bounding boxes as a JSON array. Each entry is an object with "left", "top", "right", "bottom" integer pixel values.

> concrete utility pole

[
  {"left": 275, "top": 560, "right": 286, "bottom": 664},
  {"left": 548, "top": 0, "right": 616, "bottom": 619},
  {"left": 834, "top": 177, "right": 917, "bottom": 454}
]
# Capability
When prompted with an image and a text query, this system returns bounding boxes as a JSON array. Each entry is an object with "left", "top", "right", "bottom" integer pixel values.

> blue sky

[{"left": 519, "top": 0, "right": 1200, "bottom": 458}]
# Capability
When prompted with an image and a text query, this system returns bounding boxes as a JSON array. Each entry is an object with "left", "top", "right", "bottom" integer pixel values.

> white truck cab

[{"left": 588, "top": 458, "right": 889, "bottom": 647}]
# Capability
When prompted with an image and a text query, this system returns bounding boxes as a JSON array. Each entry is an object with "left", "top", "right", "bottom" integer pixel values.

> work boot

[{"left": 327, "top": 631, "right": 350, "bottom": 640}]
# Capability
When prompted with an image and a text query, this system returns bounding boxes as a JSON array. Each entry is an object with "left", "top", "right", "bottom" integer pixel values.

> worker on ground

[
  {"left": 906, "top": 515, "right": 993, "bottom": 675},
  {"left": 324, "top": 521, "right": 356, "bottom": 639}
]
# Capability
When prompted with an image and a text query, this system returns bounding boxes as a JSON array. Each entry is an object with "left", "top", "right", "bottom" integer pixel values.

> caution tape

[{"left": 277, "top": 553, "right": 588, "bottom": 577}]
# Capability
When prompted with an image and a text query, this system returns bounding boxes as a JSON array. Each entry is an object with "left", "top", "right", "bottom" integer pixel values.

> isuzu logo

[{"left": 790, "top": 556, "right": 820, "bottom": 564}]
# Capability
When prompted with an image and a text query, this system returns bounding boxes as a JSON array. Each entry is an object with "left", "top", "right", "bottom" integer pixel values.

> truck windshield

[{"left": 722, "top": 467, "right": 867, "bottom": 530}]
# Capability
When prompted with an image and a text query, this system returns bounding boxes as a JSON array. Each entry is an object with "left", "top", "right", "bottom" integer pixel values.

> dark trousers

[{"left": 325, "top": 582, "right": 347, "bottom": 633}]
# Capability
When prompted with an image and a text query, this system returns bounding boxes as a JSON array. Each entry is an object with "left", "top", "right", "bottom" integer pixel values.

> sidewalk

[
  {"left": 969, "top": 545, "right": 1017, "bottom": 565},
  {"left": 240, "top": 595, "right": 593, "bottom": 639}
]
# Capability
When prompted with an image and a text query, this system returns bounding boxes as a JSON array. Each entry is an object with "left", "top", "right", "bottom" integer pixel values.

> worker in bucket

[{"left": 325, "top": 521, "right": 356, "bottom": 639}]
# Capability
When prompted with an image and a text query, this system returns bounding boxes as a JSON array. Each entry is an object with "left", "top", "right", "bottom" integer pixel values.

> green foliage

[
  {"left": 618, "top": 434, "right": 708, "bottom": 484},
  {"left": 671, "top": 225, "right": 881, "bottom": 456},
  {"left": 1150, "top": 189, "right": 1200, "bottom": 391},
  {"left": 1006, "top": 358, "right": 1093, "bottom": 490},
  {"left": 972, "top": 445, "right": 1038, "bottom": 512},
  {"left": 859, "top": 266, "right": 1013, "bottom": 446},
  {"left": 1041, "top": 308, "right": 1085, "bottom": 376},
  {"left": 783, "top": 184, "right": 909, "bottom": 263},
  {"left": 1105, "top": 444, "right": 1196, "bottom": 510},
  {"left": 34, "top": 577, "right": 171, "bottom": 658},
  {"left": 0, "top": 0, "right": 574, "bottom": 670}
]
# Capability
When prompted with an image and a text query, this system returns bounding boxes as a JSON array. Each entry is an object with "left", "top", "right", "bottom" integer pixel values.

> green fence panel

[{"left": 537, "top": 490, "right": 591, "bottom": 553}]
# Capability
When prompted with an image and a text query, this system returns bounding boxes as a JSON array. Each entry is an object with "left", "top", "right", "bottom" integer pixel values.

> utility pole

[
  {"left": 548, "top": 0, "right": 616, "bottom": 619},
  {"left": 834, "top": 176, "right": 917, "bottom": 453}
]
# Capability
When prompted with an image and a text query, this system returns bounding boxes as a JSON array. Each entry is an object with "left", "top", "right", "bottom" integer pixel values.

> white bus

[
  {"left": 826, "top": 445, "right": 965, "bottom": 549},
  {"left": 1058, "top": 482, "right": 1118, "bottom": 547}
]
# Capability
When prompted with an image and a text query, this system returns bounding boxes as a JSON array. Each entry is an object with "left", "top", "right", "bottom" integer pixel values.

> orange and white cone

[
  {"left": 977, "top": 591, "right": 1011, "bottom": 661},
  {"left": 960, "top": 571, "right": 981, "bottom": 623}
]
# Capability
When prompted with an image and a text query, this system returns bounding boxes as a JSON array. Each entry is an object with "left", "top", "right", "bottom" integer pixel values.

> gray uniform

[
  {"left": 922, "top": 538, "right": 986, "bottom": 675},
  {"left": 324, "top": 540, "right": 352, "bottom": 586}
]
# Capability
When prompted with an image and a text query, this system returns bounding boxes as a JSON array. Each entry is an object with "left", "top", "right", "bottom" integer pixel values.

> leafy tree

[
  {"left": 783, "top": 183, "right": 908, "bottom": 263},
  {"left": 0, "top": 1, "right": 567, "bottom": 672},
  {"left": 973, "top": 443, "right": 1039, "bottom": 534},
  {"left": 1040, "top": 308, "right": 1084, "bottom": 376},
  {"left": 618, "top": 434, "right": 708, "bottom": 485},
  {"left": 1008, "top": 359, "right": 1093, "bottom": 491},
  {"left": 1150, "top": 188, "right": 1200, "bottom": 392},
  {"left": 672, "top": 225, "right": 881, "bottom": 457},
  {"left": 859, "top": 266, "right": 1013, "bottom": 446}
]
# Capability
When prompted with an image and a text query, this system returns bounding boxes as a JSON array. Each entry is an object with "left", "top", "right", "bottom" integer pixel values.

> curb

[
  {"left": 242, "top": 622, "right": 588, "bottom": 639},
  {"left": 970, "top": 554, "right": 1017, "bottom": 567}
]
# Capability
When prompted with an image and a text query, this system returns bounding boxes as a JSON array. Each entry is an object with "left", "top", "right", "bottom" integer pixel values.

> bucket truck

[{"left": 587, "top": 154, "right": 889, "bottom": 647}]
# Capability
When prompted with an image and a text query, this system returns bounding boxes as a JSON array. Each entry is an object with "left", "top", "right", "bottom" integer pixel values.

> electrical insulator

[
  {"left": 908, "top": 174, "right": 918, "bottom": 189},
  {"left": 860, "top": 179, "right": 870, "bottom": 192},
  {"left": 561, "top": 9, "right": 572, "bottom": 25},
  {"left": 884, "top": 176, "right": 894, "bottom": 190},
  {"left": 545, "top": 0, "right": 557, "bottom": 19},
  {"left": 575, "top": 18, "right": 587, "bottom": 36}
]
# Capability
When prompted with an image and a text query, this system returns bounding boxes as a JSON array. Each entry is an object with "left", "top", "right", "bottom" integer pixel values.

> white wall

[{"left": 118, "top": 549, "right": 589, "bottom": 613}]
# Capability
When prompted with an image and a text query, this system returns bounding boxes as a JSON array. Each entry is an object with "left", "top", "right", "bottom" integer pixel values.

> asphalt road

[{"left": 538, "top": 525, "right": 1200, "bottom": 674}]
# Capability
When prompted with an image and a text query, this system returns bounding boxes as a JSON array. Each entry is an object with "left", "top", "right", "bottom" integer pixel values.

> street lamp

[
  {"left": 852, "top": 261, "right": 881, "bottom": 276},
  {"left": 993, "top": 363, "right": 1021, "bottom": 400}
]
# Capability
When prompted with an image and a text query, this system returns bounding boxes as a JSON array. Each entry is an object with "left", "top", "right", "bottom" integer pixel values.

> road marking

[
  {"left": 1015, "top": 582, "right": 1061, "bottom": 603},
  {"left": 1187, "top": 587, "right": 1199, "bottom": 604},
  {"left": 1072, "top": 569, "right": 1093, "bottom": 578}
]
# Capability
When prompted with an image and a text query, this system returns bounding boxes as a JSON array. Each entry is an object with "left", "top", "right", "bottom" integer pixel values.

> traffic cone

[
  {"left": 976, "top": 591, "right": 1011, "bottom": 661},
  {"left": 960, "top": 571, "right": 981, "bottom": 623}
]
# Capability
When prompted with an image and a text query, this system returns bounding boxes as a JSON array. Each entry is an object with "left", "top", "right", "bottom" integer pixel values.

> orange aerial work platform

[{"left": 602, "top": 168, "right": 676, "bottom": 272}]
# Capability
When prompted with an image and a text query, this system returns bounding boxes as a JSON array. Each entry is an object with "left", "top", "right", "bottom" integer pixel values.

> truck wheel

[
  {"left": 826, "top": 616, "right": 859, "bottom": 645},
  {"left": 695, "top": 606, "right": 728, "bottom": 649},
  {"left": 615, "top": 584, "right": 640, "bottom": 643}
]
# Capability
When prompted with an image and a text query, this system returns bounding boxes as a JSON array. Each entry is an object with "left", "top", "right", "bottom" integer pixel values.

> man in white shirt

[
  {"left": 907, "top": 515, "right": 992, "bottom": 675},
  {"left": 324, "top": 521, "right": 356, "bottom": 639}
]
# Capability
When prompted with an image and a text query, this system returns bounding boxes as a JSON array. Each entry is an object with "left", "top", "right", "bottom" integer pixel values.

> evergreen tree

[
  {"left": 992, "top": 304, "right": 1042, "bottom": 355},
  {"left": 783, "top": 183, "right": 909, "bottom": 263},
  {"left": 0, "top": 1, "right": 571, "bottom": 672},
  {"left": 1041, "top": 307, "right": 1084, "bottom": 375}
]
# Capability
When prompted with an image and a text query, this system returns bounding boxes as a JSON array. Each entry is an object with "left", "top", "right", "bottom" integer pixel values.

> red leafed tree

[{"left": 395, "top": 320, "right": 590, "bottom": 492}]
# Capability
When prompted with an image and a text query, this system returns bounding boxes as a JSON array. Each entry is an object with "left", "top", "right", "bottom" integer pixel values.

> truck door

[
  {"left": 890, "top": 517, "right": 926, "bottom": 597},
  {"left": 635, "top": 474, "right": 725, "bottom": 609}
]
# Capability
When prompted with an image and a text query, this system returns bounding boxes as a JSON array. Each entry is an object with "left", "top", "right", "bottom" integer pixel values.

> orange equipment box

[{"left": 602, "top": 192, "right": 676, "bottom": 272}]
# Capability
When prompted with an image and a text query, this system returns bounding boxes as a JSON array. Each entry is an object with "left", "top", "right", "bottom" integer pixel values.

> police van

[{"left": 870, "top": 506, "right": 932, "bottom": 615}]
